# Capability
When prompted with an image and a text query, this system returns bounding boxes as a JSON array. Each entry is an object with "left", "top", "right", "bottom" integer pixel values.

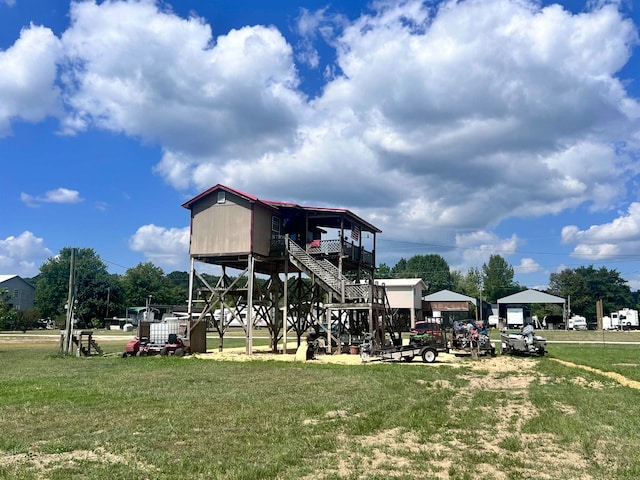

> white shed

[{"left": 374, "top": 278, "right": 427, "bottom": 330}]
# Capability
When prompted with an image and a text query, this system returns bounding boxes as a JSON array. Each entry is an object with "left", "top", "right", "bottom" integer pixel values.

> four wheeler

[{"left": 501, "top": 324, "right": 546, "bottom": 356}]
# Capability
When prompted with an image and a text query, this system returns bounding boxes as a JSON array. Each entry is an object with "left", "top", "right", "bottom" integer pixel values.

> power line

[{"left": 102, "top": 258, "right": 132, "bottom": 271}]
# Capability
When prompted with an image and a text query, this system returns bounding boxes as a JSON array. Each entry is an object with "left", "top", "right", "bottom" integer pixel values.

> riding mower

[
  {"left": 500, "top": 324, "right": 546, "bottom": 356},
  {"left": 123, "top": 333, "right": 188, "bottom": 357}
]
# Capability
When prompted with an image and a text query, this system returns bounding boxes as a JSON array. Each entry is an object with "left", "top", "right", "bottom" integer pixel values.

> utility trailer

[
  {"left": 373, "top": 343, "right": 442, "bottom": 363},
  {"left": 361, "top": 329, "right": 448, "bottom": 363}
]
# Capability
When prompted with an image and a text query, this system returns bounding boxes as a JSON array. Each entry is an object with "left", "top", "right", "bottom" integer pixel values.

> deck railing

[
  {"left": 270, "top": 236, "right": 374, "bottom": 269},
  {"left": 307, "top": 239, "right": 374, "bottom": 269}
]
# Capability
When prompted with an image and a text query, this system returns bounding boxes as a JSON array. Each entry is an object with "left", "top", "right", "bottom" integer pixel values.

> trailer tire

[
  {"left": 402, "top": 355, "right": 415, "bottom": 362},
  {"left": 175, "top": 347, "right": 185, "bottom": 357},
  {"left": 422, "top": 349, "right": 437, "bottom": 363}
]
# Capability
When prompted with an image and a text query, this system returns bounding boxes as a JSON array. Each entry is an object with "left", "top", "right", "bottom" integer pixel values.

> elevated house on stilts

[{"left": 181, "top": 184, "right": 391, "bottom": 355}]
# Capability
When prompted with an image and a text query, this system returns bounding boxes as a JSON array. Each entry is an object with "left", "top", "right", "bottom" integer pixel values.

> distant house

[{"left": 0, "top": 275, "right": 35, "bottom": 311}]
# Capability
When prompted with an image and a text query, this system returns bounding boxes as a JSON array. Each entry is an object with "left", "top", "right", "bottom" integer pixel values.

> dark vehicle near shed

[{"left": 410, "top": 321, "right": 444, "bottom": 341}]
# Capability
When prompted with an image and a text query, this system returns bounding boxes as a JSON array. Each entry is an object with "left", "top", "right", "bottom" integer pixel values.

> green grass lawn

[{"left": 0, "top": 335, "right": 639, "bottom": 479}]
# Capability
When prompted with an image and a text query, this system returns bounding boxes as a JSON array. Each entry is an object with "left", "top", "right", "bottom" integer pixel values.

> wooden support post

[
  {"left": 326, "top": 308, "right": 332, "bottom": 354},
  {"left": 187, "top": 256, "right": 195, "bottom": 349},
  {"left": 247, "top": 255, "right": 254, "bottom": 356},
  {"left": 220, "top": 266, "right": 226, "bottom": 352},
  {"left": 63, "top": 248, "right": 76, "bottom": 355},
  {"left": 283, "top": 253, "right": 288, "bottom": 354}
]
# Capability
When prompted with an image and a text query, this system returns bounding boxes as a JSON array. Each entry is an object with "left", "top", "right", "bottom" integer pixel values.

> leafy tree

[
  {"left": 121, "top": 262, "right": 170, "bottom": 306},
  {"left": 410, "top": 254, "right": 452, "bottom": 293},
  {"left": 14, "top": 308, "right": 40, "bottom": 332},
  {"left": 449, "top": 270, "right": 464, "bottom": 292},
  {"left": 390, "top": 258, "right": 407, "bottom": 278},
  {"left": 164, "top": 271, "right": 190, "bottom": 305},
  {"left": 459, "top": 267, "right": 483, "bottom": 298},
  {"left": 0, "top": 288, "right": 16, "bottom": 330},
  {"left": 375, "top": 263, "right": 392, "bottom": 278},
  {"left": 104, "top": 274, "right": 126, "bottom": 321},
  {"left": 549, "top": 266, "right": 633, "bottom": 320},
  {"left": 166, "top": 271, "right": 189, "bottom": 287},
  {"left": 35, "top": 248, "right": 117, "bottom": 326},
  {"left": 390, "top": 254, "right": 452, "bottom": 294},
  {"left": 481, "top": 255, "right": 521, "bottom": 303}
]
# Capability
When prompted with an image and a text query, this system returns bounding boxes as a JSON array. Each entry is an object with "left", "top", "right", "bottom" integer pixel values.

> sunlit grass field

[{"left": 1, "top": 331, "right": 639, "bottom": 479}]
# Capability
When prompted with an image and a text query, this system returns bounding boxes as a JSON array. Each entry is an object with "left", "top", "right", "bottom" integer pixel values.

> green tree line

[
  {"left": 18, "top": 248, "right": 219, "bottom": 329},
  {"left": 2, "top": 248, "right": 637, "bottom": 330},
  {"left": 377, "top": 253, "right": 637, "bottom": 320}
]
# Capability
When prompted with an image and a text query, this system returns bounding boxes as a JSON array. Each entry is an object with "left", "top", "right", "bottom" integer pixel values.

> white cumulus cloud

[
  {"left": 515, "top": 258, "right": 542, "bottom": 274},
  {"left": 21, "top": 188, "right": 83, "bottom": 208},
  {"left": 1, "top": 0, "right": 640, "bottom": 278},
  {"left": 0, "top": 24, "right": 62, "bottom": 136},
  {"left": 0, "top": 231, "right": 52, "bottom": 277},
  {"left": 561, "top": 202, "right": 640, "bottom": 259},
  {"left": 129, "top": 224, "right": 190, "bottom": 269},
  {"left": 451, "top": 232, "right": 521, "bottom": 273}
]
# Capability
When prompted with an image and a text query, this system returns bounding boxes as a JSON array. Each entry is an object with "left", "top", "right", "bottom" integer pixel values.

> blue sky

[{"left": 2, "top": 0, "right": 640, "bottom": 291}]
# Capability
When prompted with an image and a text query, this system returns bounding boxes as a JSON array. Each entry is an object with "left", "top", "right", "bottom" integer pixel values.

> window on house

[
  {"left": 272, "top": 216, "right": 281, "bottom": 237},
  {"left": 217, "top": 191, "right": 226, "bottom": 204}
]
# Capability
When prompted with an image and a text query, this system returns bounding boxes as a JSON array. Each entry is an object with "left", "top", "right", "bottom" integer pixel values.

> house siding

[
  {"left": 189, "top": 192, "right": 252, "bottom": 256},
  {"left": 0, "top": 276, "right": 35, "bottom": 311},
  {"left": 252, "top": 203, "right": 277, "bottom": 257}
]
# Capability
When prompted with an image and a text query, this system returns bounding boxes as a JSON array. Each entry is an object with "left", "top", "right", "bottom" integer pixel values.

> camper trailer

[
  {"left": 606, "top": 309, "right": 639, "bottom": 330},
  {"left": 567, "top": 315, "right": 587, "bottom": 330}
]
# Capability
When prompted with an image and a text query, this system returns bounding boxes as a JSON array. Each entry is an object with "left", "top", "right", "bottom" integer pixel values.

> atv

[{"left": 501, "top": 326, "right": 546, "bottom": 356}]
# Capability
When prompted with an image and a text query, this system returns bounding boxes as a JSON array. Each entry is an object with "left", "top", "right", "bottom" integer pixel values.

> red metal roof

[
  {"left": 182, "top": 184, "right": 267, "bottom": 209},
  {"left": 182, "top": 184, "right": 381, "bottom": 233}
]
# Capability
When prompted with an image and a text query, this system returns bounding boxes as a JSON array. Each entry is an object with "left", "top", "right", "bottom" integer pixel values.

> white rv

[
  {"left": 567, "top": 315, "right": 587, "bottom": 330},
  {"left": 213, "top": 307, "right": 267, "bottom": 328},
  {"left": 608, "top": 308, "right": 639, "bottom": 330}
]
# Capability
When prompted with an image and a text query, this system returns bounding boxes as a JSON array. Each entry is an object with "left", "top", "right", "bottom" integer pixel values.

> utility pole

[
  {"left": 596, "top": 299, "right": 603, "bottom": 330},
  {"left": 105, "top": 286, "right": 110, "bottom": 319},
  {"left": 63, "top": 248, "right": 76, "bottom": 355}
]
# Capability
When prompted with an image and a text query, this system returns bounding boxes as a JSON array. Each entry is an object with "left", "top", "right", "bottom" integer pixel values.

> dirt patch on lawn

[
  {"left": 0, "top": 447, "right": 155, "bottom": 477},
  {"left": 295, "top": 356, "right": 593, "bottom": 480},
  {"left": 191, "top": 345, "right": 481, "bottom": 367}
]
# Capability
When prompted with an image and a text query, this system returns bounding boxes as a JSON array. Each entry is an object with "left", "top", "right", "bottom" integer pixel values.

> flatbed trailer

[
  {"left": 374, "top": 343, "right": 442, "bottom": 363},
  {"left": 362, "top": 330, "right": 449, "bottom": 363}
]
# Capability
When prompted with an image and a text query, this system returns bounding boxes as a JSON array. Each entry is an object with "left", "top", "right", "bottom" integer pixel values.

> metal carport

[{"left": 497, "top": 289, "right": 566, "bottom": 329}]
